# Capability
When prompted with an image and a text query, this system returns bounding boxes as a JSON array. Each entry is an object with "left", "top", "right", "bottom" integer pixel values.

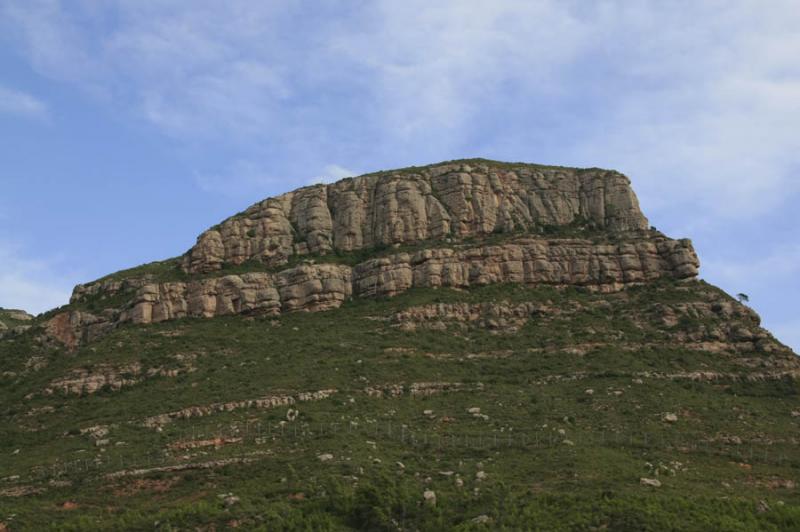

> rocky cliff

[
  {"left": 5, "top": 161, "right": 798, "bottom": 531},
  {"left": 72, "top": 236, "right": 698, "bottom": 328},
  {"left": 51, "top": 159, "right": 701, "bottom": 348},
  {"left": 182, "top": 160, "right": 650, "bottom": 273}
]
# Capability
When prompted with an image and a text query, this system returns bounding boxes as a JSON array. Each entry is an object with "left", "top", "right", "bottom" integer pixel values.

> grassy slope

[
  {"left": 0, "top": 281, "right": 799, "bottom": 530},
  {"left": 0, "top": 310, "right": 33, "bottom": 327}
]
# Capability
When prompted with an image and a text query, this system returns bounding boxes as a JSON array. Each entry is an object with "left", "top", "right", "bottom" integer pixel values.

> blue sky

[{"left": 0, "top": 1, "right": 798, "bottom": 352}]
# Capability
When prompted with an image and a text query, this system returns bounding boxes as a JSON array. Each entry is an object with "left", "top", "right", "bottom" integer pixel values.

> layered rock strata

[
  {"left": 48, "top": 236, "right": 698, "bottom": 348},
  {"left": 47, "top": 160, "right": 707, "bottom": 348},
  {"left": 182, "top": 161, "right": 650, "bottom": 273}
]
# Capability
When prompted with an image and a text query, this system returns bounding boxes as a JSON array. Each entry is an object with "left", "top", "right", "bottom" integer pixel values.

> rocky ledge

[
  {"left": 182, "top": 160, "right": 650, "bottom": 273},
  {"left": 42, "top": 159, "right": 706, "bottom": 348},
  {"left": 49, "top": 235, "right": 697, "bottom": 348}
]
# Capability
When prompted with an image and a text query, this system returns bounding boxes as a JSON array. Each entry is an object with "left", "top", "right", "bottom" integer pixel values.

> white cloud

[
  {"left": 308, "top": 164, "right": 356, "bottom": 185},
  {"left": 0, "top": 85, "right": 48, "bottom": 119},
  {"left": 1, "top": 2, "right": 797, "bottom": 212},
  {"left": 0, "top": 0, "right": 99, "bottom": 87},
  {"left": 325, "top": 1, "right": 587, "bottom": 150},
  {"left": 560, "top": 1, "right": 800, "bottom": 220},
  {"left": 0, "top": 241, "right": 76, "bottom": 315},
  {"left": 703, "top": 246, "right": 800, "bottom": 289},
  {"left": 3, "top": 1, "right": 796, "bottom": 217}
]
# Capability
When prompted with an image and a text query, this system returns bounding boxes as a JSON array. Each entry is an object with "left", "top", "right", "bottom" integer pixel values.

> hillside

[
  {"left": 1, "top": 159, "right": 798, "bottom": 530},
  {"left": 0, "top": 309, "right": 33, "bottom": 336}
]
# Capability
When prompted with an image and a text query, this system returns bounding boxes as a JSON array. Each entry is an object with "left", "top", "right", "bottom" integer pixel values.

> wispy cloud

[
  {"left": 308, "top": 164, "right": 356, "bottom": 185},
  {"left": 0, "top": 85, "right": 48, "bottom": 119},
  {"left": 3, "top": 1, "right": 796, "bottom": 220},
  {"left": 327, "top": 1, "right": 586, "bottom": 145},
  {"left": 0, "top": 240, "right": 76, "bottom": 315},
  {"left": 703, "top": 245, "right": 800, "bottom": 289},
  {"left": 0, "top": 1, "right": 99, "bottom": 87}
]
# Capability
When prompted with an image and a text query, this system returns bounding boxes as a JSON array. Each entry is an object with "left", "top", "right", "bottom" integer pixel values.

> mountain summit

[
  {"left": 64, "top": 160, "right": 699, "bottom": 341},
  {"left": 1, "top": 160, "right": 798, "bottom": 530},
  {"left": 183, "top": 159, "right": 653, "bottom": 273}
]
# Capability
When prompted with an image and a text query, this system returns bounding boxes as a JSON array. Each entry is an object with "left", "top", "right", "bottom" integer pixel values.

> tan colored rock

[
  {"left": 43, "top": 311, "right": 111, "bottom": 350},
  {"left": 182, "top": 161, "right": 651, "bottom": 273},
  {"left": 60, "top": 162, "right": 720, "bottom": 349},
  {"left": 45, "top": 363, "right": 143, "bottom": 395},
  {"left": 392, "top": 301, "right": 544, "bottom": 334},
  {"left": 70, "top": 276, "right": 152, "bottom": 304},
  {"left": 142, "top": 388, "right": 337, "bottom": 428},
  {"left": 353, "top": 237, "right": 698, "bottom": 297},
  {"left": 276, "top": 264, "right": 352, "bottom": 312},
  {"left": 55, "top": 234, "right": 700, "bottom": 346},
  {"left": 423, "top": 489, "right": 437, "bottom": 506}
]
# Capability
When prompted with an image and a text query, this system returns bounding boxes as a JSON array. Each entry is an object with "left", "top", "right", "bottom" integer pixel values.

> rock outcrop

[
  {"left": 0, "top": 308, "right": 34, "bottom": 338},
  {"left": 47, "top": 159, "right": 709, "bottom": 348},
  {"left": 182, "top": 160, "right": 650, "bottom": 273},
  {"left": 391, "top": 302, "right": 547, "bottom": 334},
  {"left": 0, "top": 309, "right": 34, "bottom": 322},
  {"left": 51, "top": 236, "right": 698, "bottom": 346},
  {"left": 42, "top": 310, "right": 113, "bottom": 349}
]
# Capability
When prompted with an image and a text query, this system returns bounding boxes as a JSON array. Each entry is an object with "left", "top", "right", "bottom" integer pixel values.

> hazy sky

[{"left": 1, "top": 1, "right": 798, "bottom": 352}]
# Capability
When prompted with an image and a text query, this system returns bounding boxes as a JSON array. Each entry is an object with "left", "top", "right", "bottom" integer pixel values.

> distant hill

[{"left": 0, "top": 308, "right": 33, "bottom": 337}]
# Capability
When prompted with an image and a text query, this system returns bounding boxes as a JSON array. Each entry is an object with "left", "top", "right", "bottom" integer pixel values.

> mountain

[
  {"left": 0, "top": 309, "right": 33, "bottom": 338},
  {"left": 1, "top": 159, "right": 798, "bottom": 530}
]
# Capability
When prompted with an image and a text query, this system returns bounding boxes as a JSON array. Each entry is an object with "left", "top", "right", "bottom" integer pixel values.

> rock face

[
  {"left": 56, "top": 236, "right": 697, "bottom": 341},
  {"left": 42, "top": 310, "right": 113, "bottom": 349},
  {"left": 182, "top": 160, "right": 650, "bottom": 273},
  {"left": 51, "top": 159, "right": 706, "bottom": 348},
  {"left": 351, "top": 236, "right": 696, "bottom": 298}
]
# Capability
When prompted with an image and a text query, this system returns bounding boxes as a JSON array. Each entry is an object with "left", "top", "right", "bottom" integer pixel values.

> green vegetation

[
  {"left": 356, "top": 157, "right": 614, "bottom": 179},
  {"left": 0, "top": 309, "right": 33, "bottom": 326},
  {"left": 0, "top": 280, "right": 798, "bottom": 529},
  {"left": 88, "top": 257, "right": 188, "bottom": 285}
]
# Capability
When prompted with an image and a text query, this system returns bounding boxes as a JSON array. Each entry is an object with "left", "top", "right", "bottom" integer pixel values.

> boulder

[{"left": 423, "top": 490, "right": 437, "bottom": 506}]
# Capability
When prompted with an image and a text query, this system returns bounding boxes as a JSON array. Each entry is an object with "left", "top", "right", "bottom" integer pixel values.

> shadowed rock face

[{"left": 182, "top": 160, "right": 650, "bottom": 273}]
